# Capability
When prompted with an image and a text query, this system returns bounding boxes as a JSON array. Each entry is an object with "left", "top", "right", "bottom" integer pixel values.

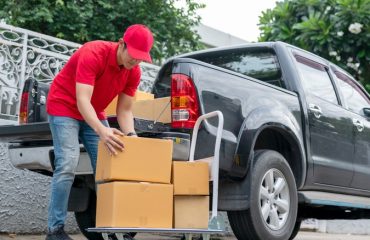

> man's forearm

[
  {"left": 117, "top": 110, "right": 135, "bottom": 135},
  {"left": 77, "top": 99, "right": 105, "bottom": 134}
]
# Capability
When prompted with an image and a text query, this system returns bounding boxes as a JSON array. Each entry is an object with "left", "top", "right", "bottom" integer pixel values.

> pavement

[{"left": 1, "top": 232, "right": 370, "bottom": 240}]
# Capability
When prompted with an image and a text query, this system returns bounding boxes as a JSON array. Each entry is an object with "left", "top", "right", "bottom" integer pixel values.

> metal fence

[{"left": 0, "top": 23, "right": 160, "bottom": 123}]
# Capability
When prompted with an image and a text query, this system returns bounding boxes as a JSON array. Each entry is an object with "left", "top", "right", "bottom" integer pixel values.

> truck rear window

[{"left": 190, "top": 48, "right": 285, "bottom": 89}]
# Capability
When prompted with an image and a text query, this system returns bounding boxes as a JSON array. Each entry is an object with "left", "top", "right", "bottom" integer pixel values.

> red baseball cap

[{"left": 123, "top": 24, "right": 154, "bottom": 63}]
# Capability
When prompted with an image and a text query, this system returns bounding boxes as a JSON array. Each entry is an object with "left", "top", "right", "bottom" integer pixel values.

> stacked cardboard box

[
  {"left": 132, "top": 97, "right": 171, "bottom": 123},
  {"left": 105, "top": 90, "right": 155, "bottom": 116},
  {"left": 97, "top": 94, "right": 210, "bottom": 229},
  {"left": 96, "top": 139, "right": 211, "bottom": 229},
  {"left": 172, "top": 161, "right": 210, "bottom": 229},
  {"left": 95, "top": 136, "right": 174, "bottom": 228},
  {"left": 96, "top": 137, "right": 172, "bottom": 183}
]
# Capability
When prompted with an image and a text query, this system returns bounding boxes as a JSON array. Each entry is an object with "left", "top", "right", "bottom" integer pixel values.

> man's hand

[{"left": 97, "top": 126, "right": 124, "bottom": 155}]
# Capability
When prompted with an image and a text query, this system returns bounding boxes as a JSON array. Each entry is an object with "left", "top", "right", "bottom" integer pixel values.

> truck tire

[
  {"left": 228, "top": 150, "right": 298, "bottom": 240},
  {"left": 74, "top": 191, "right": 136, "bottom": 240},
  {"left": 74, "top": 191, "right": 103, "bottom": 240},
  {"left": 289, "top": 220, "right": 301, "bottom": 240}
]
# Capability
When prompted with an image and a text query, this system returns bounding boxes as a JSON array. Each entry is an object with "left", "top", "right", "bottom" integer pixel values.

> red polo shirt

[{"left": 47, "top": 41, "right": 141, "bottom": 120}]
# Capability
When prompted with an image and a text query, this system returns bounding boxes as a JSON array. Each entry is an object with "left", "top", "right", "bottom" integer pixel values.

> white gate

[{"left": 0, "top": 23, "right": 159, "bottom": 123}]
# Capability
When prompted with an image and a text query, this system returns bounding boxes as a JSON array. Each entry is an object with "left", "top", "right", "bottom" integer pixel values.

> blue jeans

[{"left": 47, "top": 115, "right": 108, "bottom": 231}]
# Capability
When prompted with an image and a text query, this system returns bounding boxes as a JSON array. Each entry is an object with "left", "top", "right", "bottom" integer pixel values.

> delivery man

[{"left": 45, "top": 24, "right": 154, "bottom": 240}]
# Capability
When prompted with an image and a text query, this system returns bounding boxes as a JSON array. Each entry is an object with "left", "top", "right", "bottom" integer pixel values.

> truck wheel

[
  {"left": 289, "top": 220, "right": 301, "bottom": 240},
  {"left": 228, "top": 150, "right": 298, "bottom": 240},
  {"left": 74, "top": 191, "right": 103, "bottom": 240},
  {"left": 74, "top": 191, "right": 136, "bottom": 240}
]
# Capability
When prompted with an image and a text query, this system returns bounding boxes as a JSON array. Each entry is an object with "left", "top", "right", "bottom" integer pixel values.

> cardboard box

[
  {"left": 134, "top": 91, "right": 155, "bottom": 101},
  {"left": 104, "top": 97, "right": 117, "bottom": 116},
  {"left": 132, "top": 97, "right": 171, "bottom": 123},
  {"left": 105, "top": 91, "right": 154, "bottom": 116},
  {"left": 172, "top": 161, "right": 209, "bottom": 195},
  {"left": 174, "top": 196, "right": 209, "bottom": 229},
  {"left": 96, "top": 181, "right": 173, "bottom": 228},
  {"left": 197, "top": 157, "right": 213, "bottom": 181},
  {"left": 96, "top": 136, "right": 173, "bottom": 183}
]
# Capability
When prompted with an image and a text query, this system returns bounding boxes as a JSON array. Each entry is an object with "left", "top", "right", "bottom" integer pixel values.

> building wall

[
  {"left": 0, "top": 141, "right": 79, "bottom": 233},
  {"left": 195, "top": 24, "right": 248, "bottom": 47}
]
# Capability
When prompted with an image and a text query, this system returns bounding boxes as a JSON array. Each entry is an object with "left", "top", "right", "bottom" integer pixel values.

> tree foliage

[
  {"left": 0, "top": 0, "right": 205, "bottom": 63},
  {"left": 259, "top": 0, "right": 369, "bottom": 87}
]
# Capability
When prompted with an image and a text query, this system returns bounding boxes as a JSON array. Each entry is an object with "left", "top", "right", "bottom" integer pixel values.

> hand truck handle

[{"left": 189, "top": 110, "right": 224, "bottom": 218}]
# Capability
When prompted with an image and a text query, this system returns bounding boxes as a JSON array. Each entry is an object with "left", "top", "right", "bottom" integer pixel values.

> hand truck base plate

[{"left": 87, "top": 227, "right": 224, "bottom": 234}]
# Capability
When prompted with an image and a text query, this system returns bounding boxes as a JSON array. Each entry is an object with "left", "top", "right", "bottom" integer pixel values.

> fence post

[{"left": 17, "top": 32, "right": 28, "bottom": 116}]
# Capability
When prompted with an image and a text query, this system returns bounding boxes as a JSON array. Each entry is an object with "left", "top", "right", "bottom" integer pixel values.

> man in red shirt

[{"left": 45, "top": 24, "right": 154, "bottom": 240}]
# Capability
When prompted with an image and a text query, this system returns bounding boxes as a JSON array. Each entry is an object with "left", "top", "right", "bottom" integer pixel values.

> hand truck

[{"left": 88, "top": 111, "right": 225, "bottom": 240}]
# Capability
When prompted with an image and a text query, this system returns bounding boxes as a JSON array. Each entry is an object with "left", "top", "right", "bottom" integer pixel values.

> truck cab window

[
  {"left": 295, "top": 56, "right": 338, "bottom": 105},
  {"left": 191, "top": 48, "right": 285, "bottom": 89},
  {"left": 334, "top": 71, "right": 370, "bottom": 115}
]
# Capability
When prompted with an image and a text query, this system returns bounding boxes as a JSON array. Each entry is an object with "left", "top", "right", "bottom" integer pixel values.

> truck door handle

[
  {"left": 309, "top": 104, "right": 322, "bottom": 119},
  {"left": 352, "top": 118, "right": 364, "bottom": 132}
]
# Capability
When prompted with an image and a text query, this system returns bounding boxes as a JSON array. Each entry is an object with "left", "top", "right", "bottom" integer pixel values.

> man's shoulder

[
  {"left": 85, "top": 40, "right": 114, "bottom": 47},
  {"left": 81, "top": 40, "right": 115, "bottom": 54}
]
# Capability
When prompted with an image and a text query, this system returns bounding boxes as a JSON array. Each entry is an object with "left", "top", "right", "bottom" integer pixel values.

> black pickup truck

[{"left": 2, "top": 41, "right": 370, "bottom": 240}]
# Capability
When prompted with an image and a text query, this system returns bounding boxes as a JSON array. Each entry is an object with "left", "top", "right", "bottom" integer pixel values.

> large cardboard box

[
  {"left": 96, "top": 181, "right": 173, "bottom": 228},
  {"left": 172, "top": 161, "right": 209, "bottom": 195},
  {"left": 104, "top": 97, "right": 117, "bottom": 116},
  {"left": 132, "top": 97, "right": 171, "bottom": 123},
  {"left": 197, "top": 157, "right": 213, "bottom": 181},
  {"left": 96, "top": 136, "right": 173, "bottom": 183},
  {"left": 105, "top": 91, "right": 154, "bottom": 116},
  {"left": 174, "top": 196, "right": 209, "bottom": 229},
  {"left": 134, "top": 91, "right": 155, "bottom": 102}
]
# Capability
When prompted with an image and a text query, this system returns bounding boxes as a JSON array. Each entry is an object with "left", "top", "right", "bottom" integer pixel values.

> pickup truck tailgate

[
  {"left": 2, "top": 118, "right": 191, "bottom": 174},
  {"left": 0, "top": 122, "right": 51, "bottom": 141}
]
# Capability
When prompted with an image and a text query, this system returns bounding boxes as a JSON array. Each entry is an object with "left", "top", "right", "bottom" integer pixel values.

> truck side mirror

[{"left": 363, "top": 108, "right": 370, "bottom": 118}]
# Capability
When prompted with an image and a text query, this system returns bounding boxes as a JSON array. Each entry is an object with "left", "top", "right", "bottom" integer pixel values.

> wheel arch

[
  {"left": 252, "top": 125, "right": 305, "bottom": 188},
  {"left": 234, "top": 109, "right": 306, "bottom": 189}
]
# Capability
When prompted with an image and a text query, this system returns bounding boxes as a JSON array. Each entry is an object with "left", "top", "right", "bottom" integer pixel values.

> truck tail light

[
  {"left": 19, "top": 92, "right": 29, "bottom": 124},
  {"left": 19, "top": 78, "right": 35, "bottom": 124},
  {"left": 171, "top": 74, "right": 199, "bottom": 128}
]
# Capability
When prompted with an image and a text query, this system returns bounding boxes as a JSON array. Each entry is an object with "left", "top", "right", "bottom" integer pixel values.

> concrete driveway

[{"left": 1, "top": 232, "right": 370, "bottom": 240}]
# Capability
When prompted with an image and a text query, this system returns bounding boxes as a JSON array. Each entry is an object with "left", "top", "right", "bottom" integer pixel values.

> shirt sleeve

[
  {"left": 123, "top": 66, "right": 141, "bottom": 97},
  {"left": 75, "top": 44, "right": 103, "bottom": 86}
]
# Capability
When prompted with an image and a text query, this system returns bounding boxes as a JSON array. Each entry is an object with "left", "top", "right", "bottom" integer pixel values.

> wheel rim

[{"left": 259, "top": 168, "right": 290, "bottom": 231}]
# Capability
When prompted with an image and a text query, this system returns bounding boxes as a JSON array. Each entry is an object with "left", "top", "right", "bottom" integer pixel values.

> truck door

[
  {"left": 295, "top": 55, "right": 354, "bottom": 187},
  {"left": 333, "top": 70, "right": 370, "bottom": 190}
]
